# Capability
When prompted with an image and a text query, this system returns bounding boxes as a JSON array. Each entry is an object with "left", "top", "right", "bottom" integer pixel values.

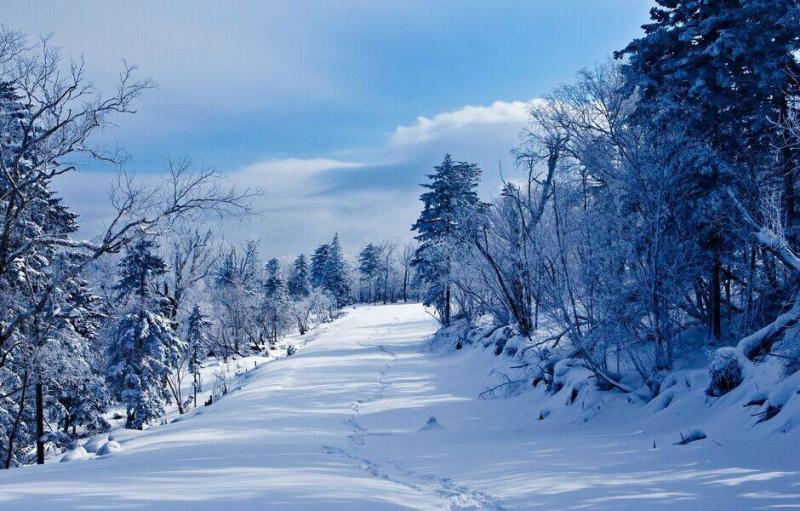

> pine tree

[
  {"left": 260, "top": 258, "right": 292, "bottom": 345},
  {"left": 185, "top": 304, "right": 211, "bottom": 407},
  {"left": 323, "top": 234, "right": 351, "bottom": 308},
  {"left": 310, "top": 244, "right": 330, "bottom": 289},
  {"left": 287, "top": 254, "right": 311, "bottom": 299},
  {"left": 411, "top": 154, "right": 482, "bottom": 325},
  {"left": 358, "top": 243, "right": 382, "bottom": 303},
  {"left": 263, "top": 258, "right": 284, "bottom": 298},
  {"left": 108, "top": 238, "right": 185, "bottom": 429}
]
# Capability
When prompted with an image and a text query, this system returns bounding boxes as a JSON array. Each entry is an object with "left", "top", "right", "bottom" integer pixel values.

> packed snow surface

[{"left": 1, "top": 303, "right": 799, "bottom": 510}]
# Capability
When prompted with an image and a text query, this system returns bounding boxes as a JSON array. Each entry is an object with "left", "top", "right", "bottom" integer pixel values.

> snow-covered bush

[
  {"left": 213, "top": 368, "right": 231, "bottom": 399},
  {"left": 707, "top": 348, "right": 744, "bottom": 397}
]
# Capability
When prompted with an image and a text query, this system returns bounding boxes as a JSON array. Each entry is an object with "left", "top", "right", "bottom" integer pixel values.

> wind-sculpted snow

[{"left": 0, "top": 304, "right": 798, "bottom": 509}]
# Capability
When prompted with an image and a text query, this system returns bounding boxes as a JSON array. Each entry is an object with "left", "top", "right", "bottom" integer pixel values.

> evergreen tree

[
  {"left": 260, "top": 258, "right": 292, "bottom": 345},
  {"left": 108, "top": 238, "right": 185, "bottom": 429},
  {"left": 358, "top": 243, "right": 382, "bottom": 303},
  {"left": 263, "top": 258, "right": 284, "bottom": 298},
  {"left": 287, "top": 254, "right": 311, "bottom": 299},
  {"left": 310, "top": 244, "right": 330, "bottom": 289},
  {"left": 411, "top": 154, "right": 482, "bottom": 325},
  {"left": 114, "top": 238, "right": 167, "bottom": 301},
  {"left": 323, "top": 234, "right": 351, "bottom": 308},
  {"left": 185, "top": 304, "right": 211, "bottom": 407}
]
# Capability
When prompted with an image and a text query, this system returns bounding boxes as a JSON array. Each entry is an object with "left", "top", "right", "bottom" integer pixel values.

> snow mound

[
  {"left": 419, "top": 416, "right": 444, "bottom": 431},
  {"left": 96, "top": 441, "right": 122, "bottom": 456},
  {"left": 82, "top": 436, "right": 108, "bottom": 453},
  {"left": 60, "top": 446, "right": 88, "bottom": 462}
]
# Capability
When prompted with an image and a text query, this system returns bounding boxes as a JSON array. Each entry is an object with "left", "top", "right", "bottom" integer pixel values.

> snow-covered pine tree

[
  {"left": 260, "top": 258, "right": 293, "bottom": 346},
  {"left": 411, "top": 154, "right": 482, "bottom": 325},
  {"left": 358, "top": 243, "right": 382, "bottom": 303},
  {"left": 263, "top": 258, "right": 283, "bottom": 298},
  {"left": 108, "top": 238, "right": 185, "bottom": 429},
  {"left": 310, "top": 244, "right": 330, "bottom": 289},
  {"left": 185, "top": 304, "right": 211, "bottom": 407},
  {"left": 287, "top": 254, "right": 311, "bottom": 299},
  {"left": 322, "top": 234, "right": 352, "bottom": 308},
  {"left": 48, "top": 277, "right": 111, "bottom": 438}
]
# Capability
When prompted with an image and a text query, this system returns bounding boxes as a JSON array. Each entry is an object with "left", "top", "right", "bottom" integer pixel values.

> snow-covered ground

[{"left": 1, "top": 303, "right": 799, "bottom": 510}]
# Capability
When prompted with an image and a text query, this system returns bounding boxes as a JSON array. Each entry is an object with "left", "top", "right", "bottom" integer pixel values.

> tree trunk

[
  {"left": 5, "top": 371, "right": 29, "bottom": 469},
  {"left": 444, "top": 284, "right": 451, "bottom": 326},
  {"left": 35, "top": 381, "right": 45, "bottom": 465},
  {"left": 711, "top": 252, "right": 722, "bottom": 342}
]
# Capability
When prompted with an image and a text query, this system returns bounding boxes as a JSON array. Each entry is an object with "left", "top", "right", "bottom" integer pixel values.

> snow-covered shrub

[
  {"left": 213, "top": 369, "right": 230, "bottom": 399},
  {"left": 675, "top": 429, "right": 706, "bottom": 445},
  {"left": 707, "top": 348, "right": 744, "bottom": 397}
]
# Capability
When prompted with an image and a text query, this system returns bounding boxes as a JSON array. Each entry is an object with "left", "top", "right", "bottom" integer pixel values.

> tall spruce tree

[
  {"left": 358, "top": 243, "right": 382, "bottom": 303},
  {"left": 260, "top": 258, "right": 292, "bottom": 345},
  {"left": 323, "top": 234, "right": 351, "bottom": 308},
  {"left": 411, "top": 154, "right": 482, "bottom": 325},
  {"left": 287, "top": 254, "right": 311, "bottom": 299},
  {"left": 185, "top": 304, "right": 211, "bottom": 407},
  {"left": 108, "top": 238, "right": 185, "bottom": 429},
  {"left": 310, "top": 244, "right": 330, "bottom": 289}
]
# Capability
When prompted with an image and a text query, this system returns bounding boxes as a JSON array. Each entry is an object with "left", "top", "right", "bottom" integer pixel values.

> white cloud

[
  {"left": 390, "top": 99, "right": 532, "bottom": 146},
  {"left": 56, "top": 98, "right": 535, "bottom": 256},
  {"left": 240, "top": 158, "right": 364, "bottom": 177}
]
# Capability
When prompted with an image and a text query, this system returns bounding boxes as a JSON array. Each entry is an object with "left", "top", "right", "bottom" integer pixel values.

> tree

[
  {"left": 287, "top": 254, "right": 311, "bottom": 299},
  {"left": 310, "top": 244, "right": 330, "bottom": 289},
  {"left": 411, "top": 154, "right": 483, "bottom": 325},
  {"left": 107, "top": 238, "right": 185, "bottom": 429},
  {"left": 158, "top": 228, "right": 219, "bottom": 320},
  {"left": 260, "top": 258, "right": 293, "bottom": 346},
  {"left": 322, "top": 234, "right": 351, "bottom": 308},
  {"left": 358, "top": 243, "right": 382, "bottom": 303},
  {"left": 210, "top": 242, "right": 260, "bottom": 358},
  {"left": 185, "top": 304, "right": 211, "bottom": 408},
  {"left": 401, "top": 244, "right": 415, "bottom": 303},
  {"left": 378, "top": 242, "right": 398, "bottom": 304}
]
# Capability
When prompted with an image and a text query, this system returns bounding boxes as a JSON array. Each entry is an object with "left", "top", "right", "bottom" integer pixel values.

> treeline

[
  {"left": 205, "top": 233, "right": 418, "bottom": 361},
  {"left": 410, "top": 0, "right": 800, "bottom": 397}
]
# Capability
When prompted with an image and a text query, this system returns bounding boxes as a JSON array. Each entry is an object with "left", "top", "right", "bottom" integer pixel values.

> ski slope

[{"left": 1, "top": 303, "right": 798, "bottom": 510}]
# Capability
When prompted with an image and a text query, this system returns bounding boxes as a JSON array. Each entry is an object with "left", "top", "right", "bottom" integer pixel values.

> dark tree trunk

[
  {"left": 35, "top": 381, "right": 44, "bottom": 465},
  {"left": 5, "top": 371, "right": 29, "bottom": 469},
  {"left": 444, "top": 285, "right": 451, "bottom": 326},
  {"left": 402, "top": 268, "right": 409, "bottom": 302},
  {"left": 711, "top": 253, "right": 722, "bottom": 342}
]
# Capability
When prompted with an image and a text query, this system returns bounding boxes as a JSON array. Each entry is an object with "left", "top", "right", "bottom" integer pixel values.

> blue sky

[{"left": 4, "top": 1, "right": 653, "bottom": 256}]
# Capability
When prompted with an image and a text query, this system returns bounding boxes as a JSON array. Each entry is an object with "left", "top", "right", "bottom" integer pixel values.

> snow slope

[{"left": 1, "top": 303, "right": 799, "bottom": 510}]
